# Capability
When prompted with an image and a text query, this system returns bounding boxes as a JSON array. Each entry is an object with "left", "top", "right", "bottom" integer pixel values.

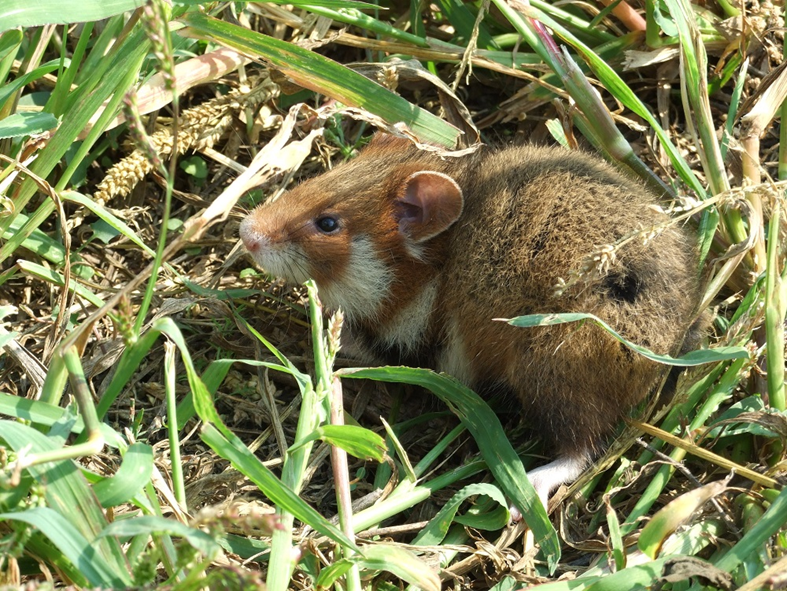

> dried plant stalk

[{"left": 93, "top": 76, "right": 279, "bottom": 204}]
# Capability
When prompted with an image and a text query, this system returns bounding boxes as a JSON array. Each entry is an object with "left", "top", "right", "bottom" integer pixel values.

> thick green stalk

[
  {"left": 765, "top": 201, "right": 785, "bottom": 410},
  {"left": 781, "top": 10, "right": 787, "bottom": 181},
  {"left": 164, "top": 341, "right": 186, "bottom": 508}
]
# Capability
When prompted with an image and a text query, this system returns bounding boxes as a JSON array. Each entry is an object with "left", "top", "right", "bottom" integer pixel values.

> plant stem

[{"left": 164, "top": 341, "right": 187, "bottom": 508}]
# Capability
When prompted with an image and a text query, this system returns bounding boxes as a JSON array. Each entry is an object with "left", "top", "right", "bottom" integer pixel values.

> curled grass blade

[
  {"left": 413, "top": 483, "right": 508, "bottom": 545},
  {"left": 638, "top": 480, "right": 728, "bottom": 558},
  {"left": 292, "top": 424, "right": 387, "bottom": 462},
  {"left": 92, "top": 442, "right": 154, "bottom": 508},
  {"left": 316, "top": 545, "right": 440, "bottom": 591},
  {"left": 713, "top": 485, "right": 787, "bottom": 575}
]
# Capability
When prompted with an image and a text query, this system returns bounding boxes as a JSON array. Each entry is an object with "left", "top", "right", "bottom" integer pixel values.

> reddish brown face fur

[
  {"left": 242, "top": 195, "right": 352, "bottom": 284},
  {"left": 240, "top": 138, "right": 464, "bottom": 326},
  {"left": 240, "top": 134, "right": 703, "bottom": 504}
]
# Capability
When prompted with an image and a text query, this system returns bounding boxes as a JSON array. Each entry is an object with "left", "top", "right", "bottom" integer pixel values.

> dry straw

[{"left": 93, "top": 77, "right": 279, "bottom": 204}]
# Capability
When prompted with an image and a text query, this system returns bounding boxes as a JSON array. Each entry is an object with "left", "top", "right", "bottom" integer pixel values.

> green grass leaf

[
  {"left": 434, "top": 0, "right": 498, "bottom": 49},
  {"left": 504, "top": 312, "right": 749, "bottom": 366},
  {"left": 531, "top": 556, "right": 692, "bottom": 590},
  {"left": 714, "top": 485, "right": 787, "bottom": 574},
  {"left": 92, "top": 443, "right": 154, "bottom": 508},
  {"left": 0, "top": 421, "right": 131, "bottom": 585},
  {"left": 97, "top": 515, "right": 221, "bottom": 559},
  {"left": 0, "top": 59, "right": 61, "bottom": 106},
  {"left": 298, "top": 5, "right": 430, "bottom": 47},
  {"left": 0, "top": 28, "right": 22, "bottom": 62},
  {"left": 0, "top": 26, "right": 148, "bottom": 263},
  {"left": 287, "top": 0, "right": 383, "bottom": 8},
  {"left": 16, "top": 259, "right": 104, "bottom": 307},
  {"left": 316, "top": 545, "right": 440, "bottom": 591},
  {"left": 200, "top": 423, "right": 361, "bottom": 552},
  {"left": 179, "top": 12, "right": 461, "bottom": 147},
  {"left": 0, "top": 112, "right": 58, "bottom": 138},
  {"left": 4, "top": 213, "right": 92, "bottom": 279},
  {"left": 413, "top": 483, "right": 508, "bottom": 545},
  {"left": 293, "top": 424, "right": 387, "bottom": 461},
  {"left": 0, "top": 507, "right": 129, "bottom": 588},
  {"left": 0, "top": 0, "right": 146, "bottom": 32},
  {"left": 0, "top": 392, "right": 124, "bottom": 446},
  {"left": 638, "top": 480, "right": 727, "bottom": 559}
]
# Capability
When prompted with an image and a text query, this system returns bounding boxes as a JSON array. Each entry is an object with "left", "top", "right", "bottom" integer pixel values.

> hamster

[{"left": 239, "top": 134, "right": 702, "bottom": 507}]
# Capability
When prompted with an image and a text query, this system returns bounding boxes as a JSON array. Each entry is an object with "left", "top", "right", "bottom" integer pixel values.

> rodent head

[{"left": 239, "top": 143, "right": 464, "bottom": 321}]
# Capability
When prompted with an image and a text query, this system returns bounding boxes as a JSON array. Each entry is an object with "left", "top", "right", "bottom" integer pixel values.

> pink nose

[
  {"left": 239, "top": 219, "right": 263, "bottom": 252},
  {"left": 242, "top": 233, "right": 262, "bottom": 252}
]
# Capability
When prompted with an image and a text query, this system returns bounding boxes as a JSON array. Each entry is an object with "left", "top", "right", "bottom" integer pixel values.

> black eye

[{"left": 315, "top": 216, "right": 340, "bottom": 234}]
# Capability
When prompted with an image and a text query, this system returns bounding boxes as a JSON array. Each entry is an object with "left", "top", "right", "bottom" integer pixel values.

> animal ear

[{"left": 396, "top": 171, "right": 464, "bottom": 243}]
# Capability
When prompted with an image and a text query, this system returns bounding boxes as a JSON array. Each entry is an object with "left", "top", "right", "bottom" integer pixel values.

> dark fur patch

[
  {"left": 620, "top": 341, "right": 634, "bottom": 361},
  {"left": 474, "top": 380, "right": 519, "bottom": 405},
  {"left": 529, "top": 229, "right": 549, "bottom": 257},
  {"left": 364, "top": 332, "right": 436, "bottom": 367},
  {"left": 603, "top": 271, "right": 643, "bottom": 303}
]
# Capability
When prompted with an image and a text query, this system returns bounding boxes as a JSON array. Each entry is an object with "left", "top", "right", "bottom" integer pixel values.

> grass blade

[
  {"left": 179, "top": 12, "right": 461, "bottom": 147},
  {"left": 714, "top": 486, "right": 787, "bottom": 574},
  {"left": 0, "top": 507, "right": 128, "bottom": 587},
  {"left": 0, "top": 0, "right": 145, "bottom": 31},
  {"left": 200, "top": 423, "right": 359, "bottom": 551},
  {"left": 638, "top": 480, "right": 728, "bottom": 558},
  {"left": 413, "top": 483, "right": 508, "bottom": 545},
  {"left": 16, "top": 259, "right": 104, "bottom": 307},
  {"left": 0, "top": 421, "right": 132, "bottom": 584},
  {"left": 92, "top": 442, "right": 154, "bottom": 508},
  {"left": 504, "top": 312, "right": 748, "bottom": 366},
  {"left": 97, "top": 515, "right": 221, "bottom": 559},
  {"left": 0, "top": 112, "right": 58, "bottom": 138},
  {"left": 764, "top": 200, "right": 785, "bottom": 410}
]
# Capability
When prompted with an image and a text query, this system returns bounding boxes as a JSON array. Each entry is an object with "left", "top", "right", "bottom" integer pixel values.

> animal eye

[{"left": 315, "top": 216, "right": 340, "bottom": 234}]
